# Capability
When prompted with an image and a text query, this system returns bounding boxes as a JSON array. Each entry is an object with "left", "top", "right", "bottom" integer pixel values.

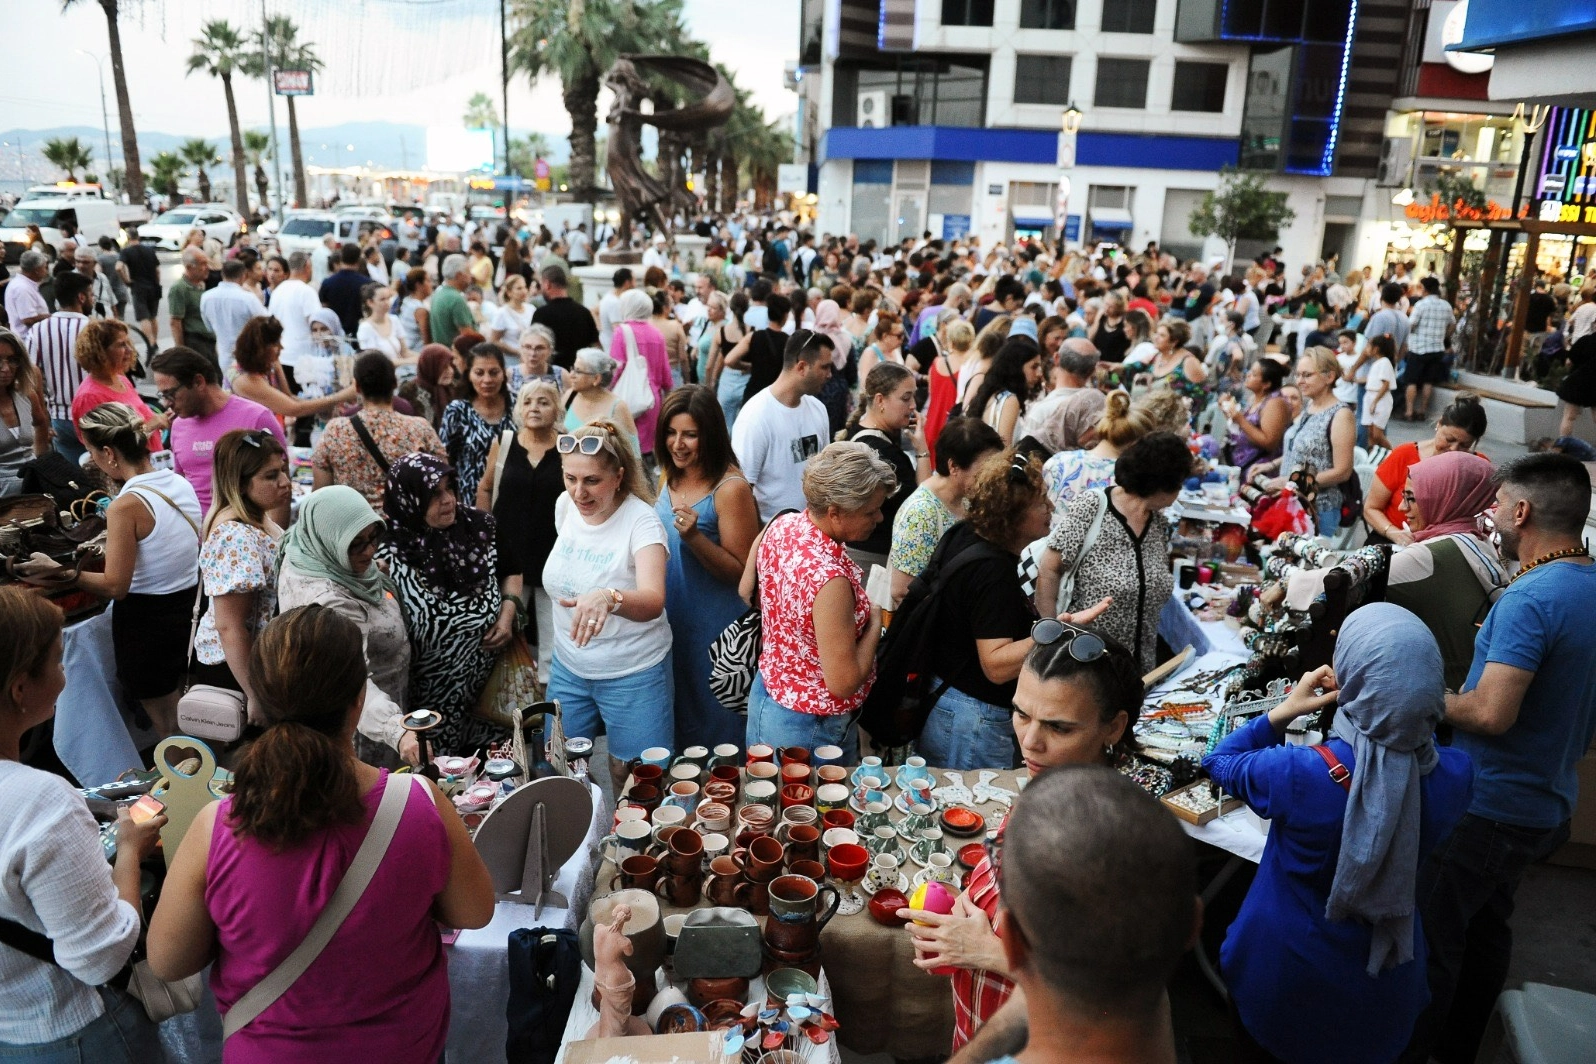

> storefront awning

[{"left": 1090, "top": 208, "right": 1134, "bottom": 230}]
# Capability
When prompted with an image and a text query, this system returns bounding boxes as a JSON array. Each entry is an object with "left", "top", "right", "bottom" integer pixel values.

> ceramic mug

[
  {"left": 650, "top": 823, "right": 685, "bottom": 854},
  {"left": 667, "top": 780, "right": 701, "bottom": 812},
  {"left": 779, "top": 804, "right": 818, "bottom": 829},
  {"left": 864, "top": 853, "right": 901, "bottom": 893},
  {"left": 859, "top": 755, "right": 885, "bottom": 774},
  {"left": 780, "top": 823, "right": 822, "bottom": 864},
  {"left": 924, "top": 851, "right": 960, "bottom": 887},
  {"left": 680, "top": 745, "right": 711, "bottom": 767},
  {"left": 651, "top": 805, "right": 689, "bottom": 833},
  {"left": 778, "top": 746, "right": 811, "bottom": 767},
  {"left": 630, "top": 762, "right": 665, "bottom": 787},
  {"left": 746, "top": 743, "right": 776, "bottom": 765},
  {"left": 912, "top": 826, "right": 946, "bottom": 866},
  {"left": 710, "top": 742, "right": 741, "bottom": 768},
  {"left": 822, "top": 826, "right": 860, "bottom": 852},
  {"left": 700, "top": 832, "right": 730, "bottom": 863},
  {"left": 747, "top": 761, "right": 781, "bottom": 784},
  {"left": 621, "top": 782, "right": 662, "bottom": 815},
  {"left": 659, "top": 872, "right": 702, "bottom": 907},
  {"left": 702, "top": 780, "right": 738, "bottom": 807},
  {"left": 639, "top": 746, "right": 673, "bottom": 769},
  {"left": 668, "top": 761, "right": 702, "bottom": 788},
  {"left": 603, "top": 819, "right": 654, "bottom": 863},
  {"left": 856, "top": 800, "right": 892, "bottom": 835},
  {"left": 813, "top": 744, "right": 845, "bottom": 768},
  {"left": 708, "top": 763, "right": 742, "bottom": 790},
  {"left": 695, "top": 800, "right": 733, "bottom": 834},
  {"left": 665, "top": 828, "right": 704, "bottom": 875},
  {"left": 609, "top": 853, "right": 661, "bottom": 893},
  {"left": 736, "top": 803, "right": 775, "bottom": 836},
  {"left": 815, "top": 783, "right": 849, "bottom": 815},
  {"left": 613, "top": 805, "right": 650, "bottom": 828},
  {"left": 781, "top": 762, "right": 813, "bottom": 788},
  {"left": 780, "top": 783, "right": 814, "bottom": 809},
  {"left": 852, "top": 777, "right": 888, "bottom": 806},
  {"left": 745, "top": 835, "right": 785, "bottom": 883},
  {"left": 745, "top": 779, "right": 779, "bottom": 808},
  {"left": 788, "top": 859, "right": 827, "bottom": 882},
  {"left": 867, "top": 824, "right": 902, "bottom": 859},
  {"left": 821, "top": 808, "right": 856, "bottom": 832},
  {"left": 816, "top": 765, "right": 848, "bottom": 786},
  {"left": 663, "top": 912, "right": 688, "bottom": 955},
  {"left": 705, "top": 862, "right": 752, "bottom": 907}
]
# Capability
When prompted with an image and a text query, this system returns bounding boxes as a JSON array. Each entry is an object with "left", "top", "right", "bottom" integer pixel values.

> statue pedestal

[
  {"left": 573, "top": 265, "right": 618, "bottom": 311},
  {"left": 674, "top": 234, "right": 710, "bottom": 275}
]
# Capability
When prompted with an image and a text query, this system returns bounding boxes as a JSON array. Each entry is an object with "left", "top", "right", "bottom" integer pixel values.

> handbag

[
  {"left": 0, "top": 914, "right": 203, "bottom": 1025},
  {"left": 164, "top": 496, "right": 249, "bottom": 743},
  {"left": 706, "top": 509, "right": 797, "bottom": 714},
  {"left": 19, "top": 450, "right": 97, "bottom": 506},
  {"left": 224, "top": 773, "right": 418, "bottom": 1039},
  {"left": 611, "top": 322, "right": 656, "bottom": 417},
  {"left": 475, "top": 629, "right": 539, "bottom": 728},
  {"left": 1053, "top": 487, "right": 1109, "bottom": 615}
]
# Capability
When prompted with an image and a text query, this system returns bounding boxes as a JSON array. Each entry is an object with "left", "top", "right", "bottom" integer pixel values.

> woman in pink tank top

[{"left": 148, "top": 605, "right": 496, "bottom": 1062}]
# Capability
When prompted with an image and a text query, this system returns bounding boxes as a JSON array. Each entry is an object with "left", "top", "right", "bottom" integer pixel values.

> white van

[
  {"left": 0, "top": 197, "right": 123, "bottom": 264},
  {"left": 275, "top": 211, "right": 395, "bottom": 259}
]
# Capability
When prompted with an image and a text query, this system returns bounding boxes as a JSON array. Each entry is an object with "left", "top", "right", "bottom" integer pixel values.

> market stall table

[{"left": 58, "top": 604, "right": 153, "bottom": 786}]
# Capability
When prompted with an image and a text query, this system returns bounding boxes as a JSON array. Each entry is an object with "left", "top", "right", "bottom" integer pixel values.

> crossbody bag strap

[
  {"left": 135, "top": 484, "right": 202, "bottom": 539},
  {"left": 223, "top": 773, "right": 418, "bottom": 1040},
  {"left": 490, "top": 428, "right": 515, "bottom": 508},
  {"left": 1059, "top": 488, "right": 1109, "bottom": 598},
  {"left": 1311, "top": 744, "right": 1352, "bottom": 792},
  {"left": 349, "top": 415, "right": 391, "bottom": 473}
]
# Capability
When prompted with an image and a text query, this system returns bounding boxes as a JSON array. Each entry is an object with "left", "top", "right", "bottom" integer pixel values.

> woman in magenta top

[
  {"left": 608, "top": 288, "right": 676, "bottom": 469},
  {"left": 70, "top": 319, "right": 167, "bottom": 450},
  {"left": 741, "top": 441, "right": 897, "bottom": 754},
  {"left": 148, "top": 605, "right": 495, "bottom": 1062}
]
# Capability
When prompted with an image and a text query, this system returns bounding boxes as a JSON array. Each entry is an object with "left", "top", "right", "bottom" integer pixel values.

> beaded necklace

[{"left": 1509, "top": 546, "right": 1591, "bottom": 584}]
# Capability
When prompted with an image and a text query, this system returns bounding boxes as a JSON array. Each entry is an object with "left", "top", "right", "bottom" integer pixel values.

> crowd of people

[{"left": 0, "top": 212, "right": 1593, "bottom": 1064}]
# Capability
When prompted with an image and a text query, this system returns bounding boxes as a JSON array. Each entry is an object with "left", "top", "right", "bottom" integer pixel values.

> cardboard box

[{"left": 563, "top": 1031, "right": 724, "bottom": 1064}]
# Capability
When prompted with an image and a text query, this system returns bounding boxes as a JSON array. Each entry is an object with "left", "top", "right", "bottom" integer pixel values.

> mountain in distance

[{"left": 0, "top": 121, "right": 570, "bottom": 182}]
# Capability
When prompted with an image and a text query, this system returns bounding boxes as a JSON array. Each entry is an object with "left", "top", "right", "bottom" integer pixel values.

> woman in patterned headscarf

[{"left": 380, "top": 452, "right": 516, "bottom": 756}]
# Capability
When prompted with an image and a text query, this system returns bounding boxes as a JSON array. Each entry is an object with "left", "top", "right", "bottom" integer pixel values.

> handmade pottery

[
  {"left": 867, "top": 887, "right": 911, "bottom": 927},
  {"left": 674, "top": 906, "right": 764, "bottom": 979}
]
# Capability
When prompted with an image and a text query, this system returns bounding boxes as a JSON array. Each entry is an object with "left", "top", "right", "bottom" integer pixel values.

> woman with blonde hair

[
  {"left": 543, "top": 421, "right": 670, "bottom": 789},
  {"left": 73, "top": 403, "right": 202, "bottom": 736},
  {"left": 148, "top": 605, "right": 495, "bottom": 1060},
  {"left": 742, "top": 441, "right": 898, "bottom": 754},
  {"left": 1258, "top": 346, "right": 1357, "bottom": 537},
  {"left": 70, "top": 318, "right": 167, "bottom": 449},
  {"left": 194, "top": 428, "right": 292, "bottom": 710},
  {"left": 487, "top": 274, "right": 535, "bottom": 348},
  {"left": 925, "top": 316, "right": 976, "bottom": 468},
  {"left": 857, "top": 308, "right": 908, "bottom": 382}
]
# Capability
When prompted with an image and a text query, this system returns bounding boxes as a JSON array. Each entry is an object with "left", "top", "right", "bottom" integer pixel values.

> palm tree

[
  {"left": 509, "top": 0, "right": 647, "bottom": 198},
  {"left": 248, "top": 17, "right": 321, "bottom": 208},
  {"left": 187, "top": 19, "right": 253, "bottom": 216},
  {"left": 181, "top": 139, "right": 222, "bottom": 204},
  {"left": 242, "top": 130, "right": 273, "bottom": 212},
  {"left": 61, "top": 0, "right": 143, "bottom": 203},
  {"left": 507, "top": 132, "right": 552, "bottom": 179},
  {"left": 149, "top": 151, "right": 184, "bottom": 202},
  {"left": 464, "top": 92, "right": 500, "bottom": 130},
  {"left": 42, "top": 137, "right": 93, "bottom": 182}
]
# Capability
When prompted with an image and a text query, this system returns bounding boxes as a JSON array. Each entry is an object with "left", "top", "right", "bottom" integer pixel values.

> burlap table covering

[{"left": 592, "top": 767, "right": 1026, "bottom": 1058}]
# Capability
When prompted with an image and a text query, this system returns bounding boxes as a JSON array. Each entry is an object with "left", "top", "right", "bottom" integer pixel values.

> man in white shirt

[
  {"left": 731, "top": 329, "right": 835, "bottom": 521},
  {"left": 310, "top": 234, "right": 335, "bottom": 283},
  {"left": 269, "top": 251, "right": 322, "bottom": 381},
  {"left": 25, "top": 271, "right": 92, "bottom": 462},
  {"left": 566, "top": 224, "right": 592, "bottom": 266},
  {"left": 598, "top": 268, "right": 634, "bottom": 353},
  {"left": 1567, "top": 281, "right": 1596, "bottom": 345},
  {"left": 642, "top": 235, "right": 669, "bottom": 273},
  {"left": 3, "top": 251, "right": 51, "bottom": 345},
  {"left": 201, "top": 258, "right": 269, "bottom": 372}
]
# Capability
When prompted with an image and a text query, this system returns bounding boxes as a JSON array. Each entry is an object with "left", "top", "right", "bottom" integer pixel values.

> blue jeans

[
  {"left": 1403, "top": 814, "right": 1572, "bottom": 1064},
  {"left": 546, "top": 652, "right": 674, "bottom": 762},
  {"left": 914, "top": 680, "right": 1019, "bottom": 770},
  {"left": 0, "top": 988, "right": 164, "bottom": 1062},
  {"left": 51, "top": 418, "right": 86, "bottom": 465},
  {"left": 717, "top": 369, "right": 750, "bottom": 429},
  {"left": 745, "top": 672, "right": 857, "bottom": 756},
  {"left": 1315, "top": 502, "right": 1340, "bottom": 537}
]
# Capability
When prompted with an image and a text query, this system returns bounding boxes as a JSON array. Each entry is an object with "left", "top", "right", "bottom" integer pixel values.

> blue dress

[
  {"left": 656, "top": 475, "right": 750, "bottom": 750},
  {"left": 1203, "top": 714, "right": 1472, "bottom": 1064}
]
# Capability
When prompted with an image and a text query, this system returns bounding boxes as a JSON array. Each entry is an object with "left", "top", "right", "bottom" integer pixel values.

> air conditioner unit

[
  {"left": 1376, "top": 137, "right": 1413, "bottom": 188},
  {"left": 857, "top": 90, "right": 889, "bottom": 128}
]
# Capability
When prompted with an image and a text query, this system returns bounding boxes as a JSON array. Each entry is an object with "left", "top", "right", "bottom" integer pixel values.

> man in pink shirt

[{"left": 150, "top": 347, "right": 286, "bottom": 513}]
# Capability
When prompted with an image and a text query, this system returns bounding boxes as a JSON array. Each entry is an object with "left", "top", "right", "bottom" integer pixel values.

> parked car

[
  {"left": 136, "top": 203, "right": 246, "bottom": 251},
  {"left": 18, "top": 182, "right": 149, "bottom": 227},
  {"left": 0, "top": 197, "right": 124, "bottom": 264},
  {"left": 276, "top": 210, "right": 394, "bottom": 258}
]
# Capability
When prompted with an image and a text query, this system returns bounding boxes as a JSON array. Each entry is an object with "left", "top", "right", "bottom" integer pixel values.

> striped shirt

[
  {"left": 951, "top": 821, "right": 1014, "bottom": 1050},
  {"left": 25, "top": 312, "right": 89, "bottom": 421}
]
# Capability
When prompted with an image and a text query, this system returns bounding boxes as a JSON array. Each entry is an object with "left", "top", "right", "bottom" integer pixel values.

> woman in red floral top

[
  {"left": 740, "top": 441, "right": 898, "bottom": 754},
  {"left": 902, "top": 625, "right": 1141, "bottom": 1051}
]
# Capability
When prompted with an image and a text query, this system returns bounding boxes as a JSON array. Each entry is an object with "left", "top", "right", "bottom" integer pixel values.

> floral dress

[
  {"left": 195, "top": 522, "right": 278, "bottom": 666},
  {"left": 1042, "top": 450, "right": 1118, "bottom": 515},
  {"left": 439, "top": 399, "right": 514, "bottom": 502},
  {"left": 888, "top": 486, "right": 958, "bottom": 581}
]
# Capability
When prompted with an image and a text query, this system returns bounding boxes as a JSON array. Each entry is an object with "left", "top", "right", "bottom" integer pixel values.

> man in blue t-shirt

[{"left": 1405, "top": 453, "right": 1596, "bottom": 1064}]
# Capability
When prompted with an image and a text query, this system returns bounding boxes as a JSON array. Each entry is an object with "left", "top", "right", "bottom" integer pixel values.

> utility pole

[
  {"left": 262, "top": 0, "right": 288, "bottom": 215},
  {"left": 75, "top": 51, "right": 115, "bottom": 191},
  {"left": 499, "top": 0, "right": 513, "bottom": 187}
]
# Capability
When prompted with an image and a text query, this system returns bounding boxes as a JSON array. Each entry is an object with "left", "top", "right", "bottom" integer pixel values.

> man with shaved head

[
  {"left": 951, "top": 766, "right": 1200, "bottom": 1064},
  {"left": 1019, "top": 337, "right": 1100, "bottom": 450},
  {"left": 169, "top": 247, "right": 217, "bottom": 360}
]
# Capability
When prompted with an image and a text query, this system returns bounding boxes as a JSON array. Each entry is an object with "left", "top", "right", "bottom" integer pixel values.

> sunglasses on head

[
  {"left": 557, "top": 433, "right": 608, "bottom": 455},
  {"left": 238, "top": 430, "right": 270, "bottom": 449},
  {"left": 1030, "top": 618, "right": 1107, "bottom": 662}
]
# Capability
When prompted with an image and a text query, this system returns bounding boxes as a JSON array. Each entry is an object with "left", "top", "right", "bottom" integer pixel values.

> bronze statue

[{"left": 604, "top": 54, "right": 732, "bottom": 234}]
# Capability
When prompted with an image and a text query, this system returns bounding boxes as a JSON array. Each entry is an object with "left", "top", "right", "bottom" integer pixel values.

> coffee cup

[
  {"left": 608, "top": 853, "right": 661, "bottom": 893},
  {"left": 639, "top": 746, "right": 673, "bottom": 769},
  {"left": 780, "top": 782, "right": 814, "bottom": 809},
  {"left": 710, "top": 742, "right": 741, "bottom": 768},
  {"left": 708, "top": 762, "right": 741, "bottom": 792},
  {"left": 864, "top": 853, "right": 901, "bottom": 893},
  {"left": 747, "top": 744, "right": 776, "bottom": 765},
  {"left": 702, "top": 780, "right": 738, "bottom": 806},
  {"left": 622, "top": 782, "right": 662, "bottom": 815},
  {"left": 779, "top": 823, "right": 821, "bottom": 864},
  {"left": 650, "top": 806, "right": 688, "bottom": 841},
  {"left": 700, "top": 832, "right": 730, "bottom": 863},
  {"left": 856, "top": 800, "right": 891, "bottom": 835},
  {"left": 613, "top": 805, "right": 650, "bottom": 828},
  {"left": 745, "top": 779, "right": 778, "bottom": 808},
  {"left": 816, "top": 764, "right": 848, "bottom": 786},
  {"left": 667, "top": 780, "right": 701, "bottom": 812},
  {"left": 924, "top": 851, "right": 960, "bottom": 887},
  {"left": 747, "top": 761, "right": 780, "bottom": 784},
  {"left": 781, "top": 762, "right": 813, "bottom": 788},
  {"left": 603, "top": 819, "right": 654, "bottom": 863},
  {"left": 860, "top": 755, "right": 884, "bottom": 774},
  {"left": 650, "top": 822, "right": 685, "bottom": 854},
  {"left": 668, "top": 761, "right": 702, "bottom": 788},
  {"left": 821, "top": 808, "right": 856, "bottom": 832},
  {"left": 694, "top": 800, "right": 733, "bottom": 835},
  {"left": 788, "top": 858, "right": 827, "bottom": 882},
  {"left": 663, "top": 913, "right": 688, "bottom": 955},
  {"left": 813, "top": 744, "right": 845, "bottom": 767},
  {"left": 705, "top": 862, "right": 751, "bottom": 907},
  {"left": 778, "top": 746, "right": 811, "bottom": 767},
  {"left": 666, "top": 827, "right": 704, "bottom": 875},
  {"left": 659, "top": 872, "right": 702, "bottom": 907},
  {"left": 745, "top": 834, "right": 784, "bottom": 883},
  {"left": 680, "top": 745, "right": 710, "bottom": 767},
  {"left": 815, "top": 783, "right": 849, "bottom": 815},
  {"left": 822, "top": 827, "right": 860, "bottom": 853}
]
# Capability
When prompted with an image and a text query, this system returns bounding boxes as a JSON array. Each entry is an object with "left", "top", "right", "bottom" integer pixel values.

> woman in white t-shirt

[
  {"left": 487, "top": 275, "right": 535, "bottom": 348},
  {"left": 355, "top": 282, "right": 414, "bottom": 367},
  {"left": 1360, "top": 333, "right": 1399, "bottom": 449},
  {"left": 542, "top": 420, "right": 672, "bottom": 791}
]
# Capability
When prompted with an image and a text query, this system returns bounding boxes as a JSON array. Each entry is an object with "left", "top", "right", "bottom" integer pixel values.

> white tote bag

[{"left": 611, "top": 322, "right": 656, "bottom": 417}]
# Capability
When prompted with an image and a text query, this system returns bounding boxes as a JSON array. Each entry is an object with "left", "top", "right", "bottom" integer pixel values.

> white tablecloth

[{"left": 58, "top": 606, "right": 153, "bottom": 786}]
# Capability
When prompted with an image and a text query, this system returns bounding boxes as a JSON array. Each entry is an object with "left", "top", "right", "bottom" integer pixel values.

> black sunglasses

[{"left": 1030, "top": 618, "right": 1107, "bottom": 662}]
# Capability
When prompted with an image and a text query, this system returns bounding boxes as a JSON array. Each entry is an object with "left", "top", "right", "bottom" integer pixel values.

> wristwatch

[{"left": 605, "top": 588, "right": 624, "bottom": 614}]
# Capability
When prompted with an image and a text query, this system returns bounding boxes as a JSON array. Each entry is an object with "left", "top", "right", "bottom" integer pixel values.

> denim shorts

[
  {"left": 914, "top": 680, "right": 1019, "bottom": 770},
  {"left": 547, "top": 652, "right": 675, "bottom": 762},
  {"left": 745, "top": 672, "right": 857, "bottom": 756},
  {"left": 0, "top": 987, "right": 164, "bottom": 1063},
  {"left": 1315, "top": 502, "right": 1341, "bottom": 537}
]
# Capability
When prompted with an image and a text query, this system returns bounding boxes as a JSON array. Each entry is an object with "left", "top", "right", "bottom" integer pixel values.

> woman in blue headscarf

[{"left": 1203, "top": 603, "right": 1473, "bottom": 1064}]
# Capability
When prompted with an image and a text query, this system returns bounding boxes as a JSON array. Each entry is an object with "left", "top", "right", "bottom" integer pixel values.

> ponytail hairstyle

[
  {"left": 1439, "top": 392, "right": 1487, "bottom": 442},
  {"left": 77, "top": 402, "right": 152, "bottom": 466},
  {"left": 229, "top": 605, "right": 370, "bottom": 849},
  {"left": 841, "top": 361, "right": 914, "bottom": 440},
  {"left": 1096, "top": 389, "right": 1153, "bottom": 448}
]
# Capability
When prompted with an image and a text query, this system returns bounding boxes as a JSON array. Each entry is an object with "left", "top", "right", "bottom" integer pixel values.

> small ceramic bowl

[
  {"left": 765, "top": 967, "right": 819, "bottom": 1006},
  {"left": 956, "top": 842, "right": 987, "bottom": 872},
  {"left": 940, "top": 806, "right": 985, "bottom": 837},
  {"left": 701, "top": 998, "right": 747, "bottom": 1030},
  {"left": 867, "top": 887, "right": 911, "bottom": 927},
  {"left": 657, "top": 1003, "right": 707, "bottom": 1034}
]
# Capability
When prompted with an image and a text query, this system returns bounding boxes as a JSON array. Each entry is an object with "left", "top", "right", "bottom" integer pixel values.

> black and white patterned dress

[
  {"left": 383, "top": 546, "right": 508, "bottom": 756},
  {"left": 1047, "top": 487, "right": 1174, "bottom": 673},
  {"left": 440, "top": 399, "right": 515, "bottom": 503}
]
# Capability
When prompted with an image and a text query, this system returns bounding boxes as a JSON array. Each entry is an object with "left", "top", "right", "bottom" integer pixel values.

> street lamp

[
  {"left": 1057, "top": 103, "right": 1084, "bottom": 248},
  {"left": 73, "top": 49, "right": 115, "bottom": 191},
  {"left": 1062, "top": 103, "right": 1083, "bottom": 136}
]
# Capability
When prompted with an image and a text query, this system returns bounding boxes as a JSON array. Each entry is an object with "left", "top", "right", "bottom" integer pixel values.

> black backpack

[
  {"left": 506, "top": 927, "right": 581, "bottom": 1064},
  {"left": 857, "top": 533, "right": 1005, "bottom": 748}
]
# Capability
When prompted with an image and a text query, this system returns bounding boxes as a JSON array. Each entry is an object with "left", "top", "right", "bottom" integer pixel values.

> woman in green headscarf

[{"left": 277, "top": 485, "right": 418, "bottom": 767}]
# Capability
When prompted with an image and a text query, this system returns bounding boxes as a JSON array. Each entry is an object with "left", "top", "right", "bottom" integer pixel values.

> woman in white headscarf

[
  {"left": 1203, "top": 603, "right": 1474, "bottom": 1064},
  {"left": 608, "top": 287, "right": 676, "bottom": 473}
]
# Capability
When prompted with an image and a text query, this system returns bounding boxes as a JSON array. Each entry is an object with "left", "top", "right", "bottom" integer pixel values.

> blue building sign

[{"left": 941, "top": 214, "right": 971, "bottom": 240}]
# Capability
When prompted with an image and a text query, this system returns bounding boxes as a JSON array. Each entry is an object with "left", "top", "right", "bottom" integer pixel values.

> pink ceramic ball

[{"left": 908, "top": 880, "right": 957, "bottom": 925}]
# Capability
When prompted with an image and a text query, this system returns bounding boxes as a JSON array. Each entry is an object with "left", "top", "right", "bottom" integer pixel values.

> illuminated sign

[
  {"left": 273, "top": 70, "right": 314, "bottom": 96},
  {"left": 1403, "top": 193, "right": 1526, "bottom": 223},
  {"left": 1534, "top": 108, "right": 1596, "bottom": 223}
]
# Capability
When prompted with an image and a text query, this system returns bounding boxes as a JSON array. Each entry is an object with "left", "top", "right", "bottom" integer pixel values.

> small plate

[
  {"left": 860, "top": 871, "right": 910, "bottom": 897},
  {"left": 894, "top": 791, "right": 937, "bottom": 816},
  {"left": 940, "top": 806, "right": 986, "bottom": 837},
  {"left": 893, "top": 765, "right": 932, "bottom": 790}
]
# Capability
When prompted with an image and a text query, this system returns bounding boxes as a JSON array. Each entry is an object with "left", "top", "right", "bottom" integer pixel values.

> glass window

[
  {"left": 798, "top": 0, "right": 823, "bottom": 67},
  {"left": 1100, "top": 0, "right": 1156, "bottom": 33},
  {"left": 1019, "top": 0, "right": 1075, "bottom": 30},
  {"left": 1171, "top": 61, "right": 1228, "bottom": 113},
  {"left": 1014, "top": 55, "right": 1072, "bottom": 106},
  {"left": 942, "top": 0, "right": 995, "bottom": 27},
  {"left": 1094, "top": 58, "right": 1150, "bottom": 109}
]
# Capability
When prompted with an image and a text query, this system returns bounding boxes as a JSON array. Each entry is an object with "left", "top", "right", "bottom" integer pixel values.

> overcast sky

[{"left": 5, "top": 0, "right": 798, "bottom": 139}]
